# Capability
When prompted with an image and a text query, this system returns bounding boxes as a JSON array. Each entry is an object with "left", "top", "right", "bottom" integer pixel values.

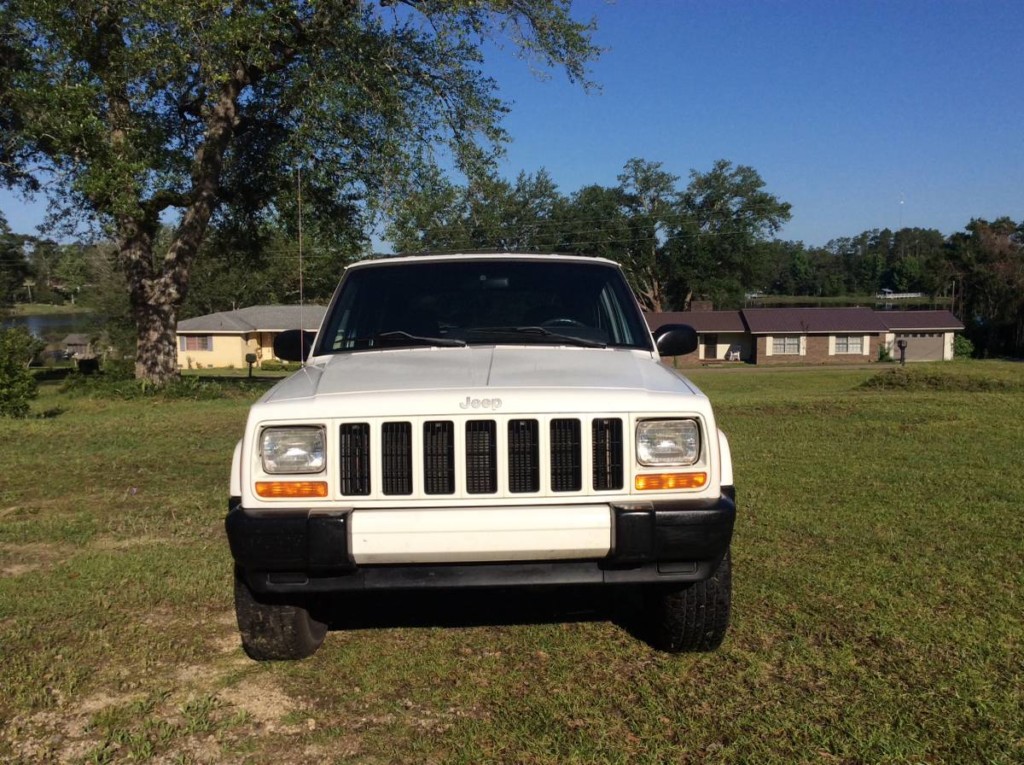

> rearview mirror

[
  {"left": 653, "top": 324, "right": 698, "bottom": 357},
  {"left": 273, "top": 329, "right": 316, "bottom": 362}
]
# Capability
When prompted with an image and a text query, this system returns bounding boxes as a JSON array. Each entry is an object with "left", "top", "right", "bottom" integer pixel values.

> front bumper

[{"left": 226, "top": 489, "right": 735, "bottom": 594}]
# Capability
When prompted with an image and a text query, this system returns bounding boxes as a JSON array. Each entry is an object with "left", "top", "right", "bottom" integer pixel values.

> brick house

[{"left": 647, "top": 308, "right": 963, "bottom": 366}]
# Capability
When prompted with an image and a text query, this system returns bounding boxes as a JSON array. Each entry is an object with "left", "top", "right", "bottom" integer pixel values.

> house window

[
  {"left": 772, "top": 336, "right": 800, "bottom": 355},
  {"left": 179, "top": 335, "right": 213, "bottom": 352},
  {"left": 834, "top": 335, "right": 863, "bottom": 354}
]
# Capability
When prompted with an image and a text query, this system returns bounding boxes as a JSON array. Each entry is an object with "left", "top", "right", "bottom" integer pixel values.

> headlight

[
  {"left": 636, "top": 419, "right": 700, "bottom": 466},
  {"left": 261, "top": 427, "right": 326, "bottom": 474}
]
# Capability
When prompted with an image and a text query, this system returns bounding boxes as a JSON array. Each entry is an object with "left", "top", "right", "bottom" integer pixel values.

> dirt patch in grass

[
  {"left": 1, "top": 635, "right": 311, "bottom": 764},
  {"left": 218, "top": 677, "right": 302, "bottom": 729},
  {"left": 0, "top": 542, "right": 70, "bottom": 578}
]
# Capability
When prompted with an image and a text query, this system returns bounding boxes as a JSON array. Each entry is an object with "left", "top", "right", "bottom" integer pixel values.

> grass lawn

[{"left": 1, "top": 362, "right": 1022, "bottom": 763}]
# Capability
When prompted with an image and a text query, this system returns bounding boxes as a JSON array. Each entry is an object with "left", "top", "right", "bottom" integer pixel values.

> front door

[{"left": 704, "top": 334, "right": 718, "bottom": 360}]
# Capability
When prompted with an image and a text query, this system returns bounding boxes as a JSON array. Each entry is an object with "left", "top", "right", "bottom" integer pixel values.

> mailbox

[
  {"left": 896, "top": 339, "right": 908, "bottom": 366},
  {"left": 245, "top": 352, "right": 258, "bottom": 377}
]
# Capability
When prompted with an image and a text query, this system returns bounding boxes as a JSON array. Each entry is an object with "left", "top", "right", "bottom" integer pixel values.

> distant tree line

[
  {"left": 387, "top": 159, "right": 1023, "bottom": 358},
  {"left": 3, "top": 161, "right": 1023, "bottom": 358}
]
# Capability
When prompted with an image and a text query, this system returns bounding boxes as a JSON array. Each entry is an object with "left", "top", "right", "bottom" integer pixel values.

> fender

[
  {"left": 717, "top": 428, "right": 734, "bottom": 488},
  {"left": 230, "top": 439, "right": 243, "bottom": 498}
]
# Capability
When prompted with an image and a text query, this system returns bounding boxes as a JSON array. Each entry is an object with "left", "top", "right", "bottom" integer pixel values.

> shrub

[
  {"left": 60, "top": 370, "right": 271, "bottom": 401},
  {"left": 0, "top": 328, "right": 44, "bottom": 417},
  {"left": 860, "top": 366, "right": 1024, "bottom": 393},
  {"left": 259, "top": 359, "right": 297, "bottom": 372},
  {"left": 953, "top": 334, "right": 975, "bottom": 359}
]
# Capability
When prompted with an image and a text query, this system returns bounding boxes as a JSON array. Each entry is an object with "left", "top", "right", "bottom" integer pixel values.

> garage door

[{"left": 896, "top": 333, "right": 944, "bottom": 361}]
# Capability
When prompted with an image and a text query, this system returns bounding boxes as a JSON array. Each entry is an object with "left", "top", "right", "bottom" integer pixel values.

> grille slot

[
  {"left": 466, "top": 420, "right": 497, "bottom": 494},
  {"left": 508, "top": 419, "right": 540, "bottom": 493},
  {"left": 338, "top": 423, "right": 371, "bottom": 496},
  {"left": 592, "top": 418, "right": 624, "bottom": 490},
  {"left": 381, "top": 422, "right": 412, "bottom": 495},
  {"left": 550, "top": 418, "right": 582, "bottom": 492},
  {"left": 337, "top": 415, "right": 625, "bottom": 497},
  {"left": 423, "top": 421, "right": 455, "bottom": 495}
]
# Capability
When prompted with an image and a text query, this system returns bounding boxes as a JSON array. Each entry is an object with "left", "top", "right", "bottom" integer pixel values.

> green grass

[{"left": 1, "top": 362, "right": 1022, "bottom": 763}]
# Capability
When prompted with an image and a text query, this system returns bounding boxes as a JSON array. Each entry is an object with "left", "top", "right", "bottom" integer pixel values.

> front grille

[
  {"left": 592, "top": 418, "right": 624, "bottom": 490},
  {"left": 336, "top": 416, "right": 624, "bottom": 497},
  {"left": 339, "top": 423, "right": 371, "bottom": 496},
  {"left": 381, "top": 422, "right": 412, "bottom": 495},
  {"left": 423, "top": 421, "right": 455, "bottom": 494},
  {"left": 466, "top": 420, "right": 497, "bottom": 493},
  {"left": 550, "top": 418, "right": 582, "bottom": 491},
  {"left": 508, "top": 419, "right": 540, "bottom": 493}
]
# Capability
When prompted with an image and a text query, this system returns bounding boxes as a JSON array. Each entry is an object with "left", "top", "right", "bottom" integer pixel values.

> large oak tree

[{"left": 0, "top": 0, "right": 598, "bottom": 382}]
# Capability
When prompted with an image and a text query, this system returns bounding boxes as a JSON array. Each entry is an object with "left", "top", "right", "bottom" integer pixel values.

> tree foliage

[
  {"left": 946, "top": 218, "right": 1024, "bottom": 357},
  {"left": 389, "top": 157, "right": 792, "bottom": 312},
  {"left": 387, "top": 169, "right": 565, "bottom": 253},
  {"left": 0, "top": 211, "right": 29, "bottom": 307},
  {"left": 664, "top": 160, "right": 791, "bottom": 310},
  {"left": 0, "top": 326, "right": 42, "bottom": 417},
  {"left": 0, "top": 0, "right": 599, "bottom": 382}
]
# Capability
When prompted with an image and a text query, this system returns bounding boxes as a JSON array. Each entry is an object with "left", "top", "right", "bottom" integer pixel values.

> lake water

[{"left": 2, "top": 312, "right": 97, "bottom": 341}]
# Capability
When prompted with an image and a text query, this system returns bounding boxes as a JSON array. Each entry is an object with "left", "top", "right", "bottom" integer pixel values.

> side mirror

[
  {"left": 273, "top": 329, "right": 316, "bottom": 362},
  {"left": 653, "top": 324, "right": 698, "bottom": 357}
]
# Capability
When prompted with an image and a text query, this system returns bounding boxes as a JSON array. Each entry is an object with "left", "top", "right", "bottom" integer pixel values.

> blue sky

[
  {"left": 2, "top": 0, "right": 1021, "bottom": 246},
  {"left": 489, "top": 0, "right": 1023, "bottom": 245}
]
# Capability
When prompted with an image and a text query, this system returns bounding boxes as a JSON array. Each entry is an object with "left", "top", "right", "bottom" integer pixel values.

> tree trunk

[
  {"left": 133, "top": 288, "right": 181, "bottom": 382},
  {"left": 116, "top": 228, "right": 181, "bottom": 384},
  {"left": 114, "top": 65, "right": 247, "bottom": 384}
]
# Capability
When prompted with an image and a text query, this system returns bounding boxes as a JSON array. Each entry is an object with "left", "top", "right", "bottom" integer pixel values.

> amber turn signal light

[
  {"left": 635, "top": 472, "right": 707, "bottom": 491},
  {"left": 255, "top": 481, "right": 329, "bottom": 498}
]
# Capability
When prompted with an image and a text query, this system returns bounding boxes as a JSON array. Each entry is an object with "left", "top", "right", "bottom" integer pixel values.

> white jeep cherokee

[{"left": 227, "top": 253, "right": 735, "bottom": 659}]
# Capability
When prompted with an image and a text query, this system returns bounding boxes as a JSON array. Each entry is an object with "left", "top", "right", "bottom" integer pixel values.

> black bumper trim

[{"left": 227, "top": 488, "right": 735, "bottom": 593}]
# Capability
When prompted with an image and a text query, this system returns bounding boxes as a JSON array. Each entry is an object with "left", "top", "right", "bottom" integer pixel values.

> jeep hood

[{"left": 261, "top": 346, "right": 700, "bottom": 405}]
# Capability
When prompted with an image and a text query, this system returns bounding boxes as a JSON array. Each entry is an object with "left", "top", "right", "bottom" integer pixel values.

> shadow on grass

[{"left": 315, "top": 586, "right": 643, "bottom": 634}]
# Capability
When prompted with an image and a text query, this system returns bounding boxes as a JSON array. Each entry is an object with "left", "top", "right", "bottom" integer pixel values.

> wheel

[
  {"left": 642, "top": 550, "right": 731, "bottom": 653},
  {"left": 233, "top": 567, "right": 327, "bottom": 660}
]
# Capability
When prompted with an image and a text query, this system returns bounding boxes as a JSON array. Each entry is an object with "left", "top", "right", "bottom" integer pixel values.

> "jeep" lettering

[{"left": 459, "top": 396, "right": 502, "bottom": 410}]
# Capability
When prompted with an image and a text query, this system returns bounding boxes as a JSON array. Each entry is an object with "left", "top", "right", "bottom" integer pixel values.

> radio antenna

[{"left": 297, "top": 166, "right": 305, "bottom": 364}]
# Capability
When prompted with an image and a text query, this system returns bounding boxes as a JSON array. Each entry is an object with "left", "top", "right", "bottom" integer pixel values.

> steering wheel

[{"left": 540, "top": 317, "right": 587, "bottom": 328}]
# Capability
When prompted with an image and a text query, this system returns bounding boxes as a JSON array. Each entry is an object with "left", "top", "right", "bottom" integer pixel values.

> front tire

[
  {"left": 233, "top": 567, "right": 327, "bottom": 661},
  {"left": 643, "top": 550, "right": 732, "bottom": 653}
]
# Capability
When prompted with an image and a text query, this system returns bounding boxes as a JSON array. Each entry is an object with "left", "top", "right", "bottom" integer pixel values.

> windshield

[{"left": 314, "top": 258, "right": 653, "bottom": 354}]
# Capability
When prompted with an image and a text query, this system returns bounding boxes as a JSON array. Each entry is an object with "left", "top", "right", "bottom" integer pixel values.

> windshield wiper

[
  {"left": 373, "top": 331, "right": 466, "bottom": 348},
  {"left": 466, "top": 326, "right": 606, "bottom": 348}
]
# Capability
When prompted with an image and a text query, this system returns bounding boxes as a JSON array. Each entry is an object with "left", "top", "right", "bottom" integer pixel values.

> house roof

[
  {"left": 646, "top": 311, "right": 747, "bottom": 333},
  {"left": 876, "top": 310, "right": 964, "bottom": 332},
  {"left": 177, "top": 305, "right": 326, "bottom": 333},
  {"left": 741, "top": 307, "right": 888, "bottom": 335},
  {"left": 62, "top": 333, "right": 91, "bottom": 345}
]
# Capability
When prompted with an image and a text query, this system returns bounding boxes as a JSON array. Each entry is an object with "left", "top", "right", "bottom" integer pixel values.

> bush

[
  {"left": 0, "top": 328, "right": 44, "bottom": 417},
  {"left": 259, "top": 359, "right": 297, "bottom": 372},
  {"left": 860, "top": 366, "right": 1024, "bottom": 393},
  {"left": 954, "top": 334, "right": 975, "bottom": 359}
]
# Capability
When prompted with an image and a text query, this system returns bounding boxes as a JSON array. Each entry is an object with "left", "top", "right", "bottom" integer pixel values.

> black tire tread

[
  {"left": 233, "top": 568, "right": 327, "bottom": 661},
  {"left": 646, "top": 550, "right": 731, "bottom": 653}
]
